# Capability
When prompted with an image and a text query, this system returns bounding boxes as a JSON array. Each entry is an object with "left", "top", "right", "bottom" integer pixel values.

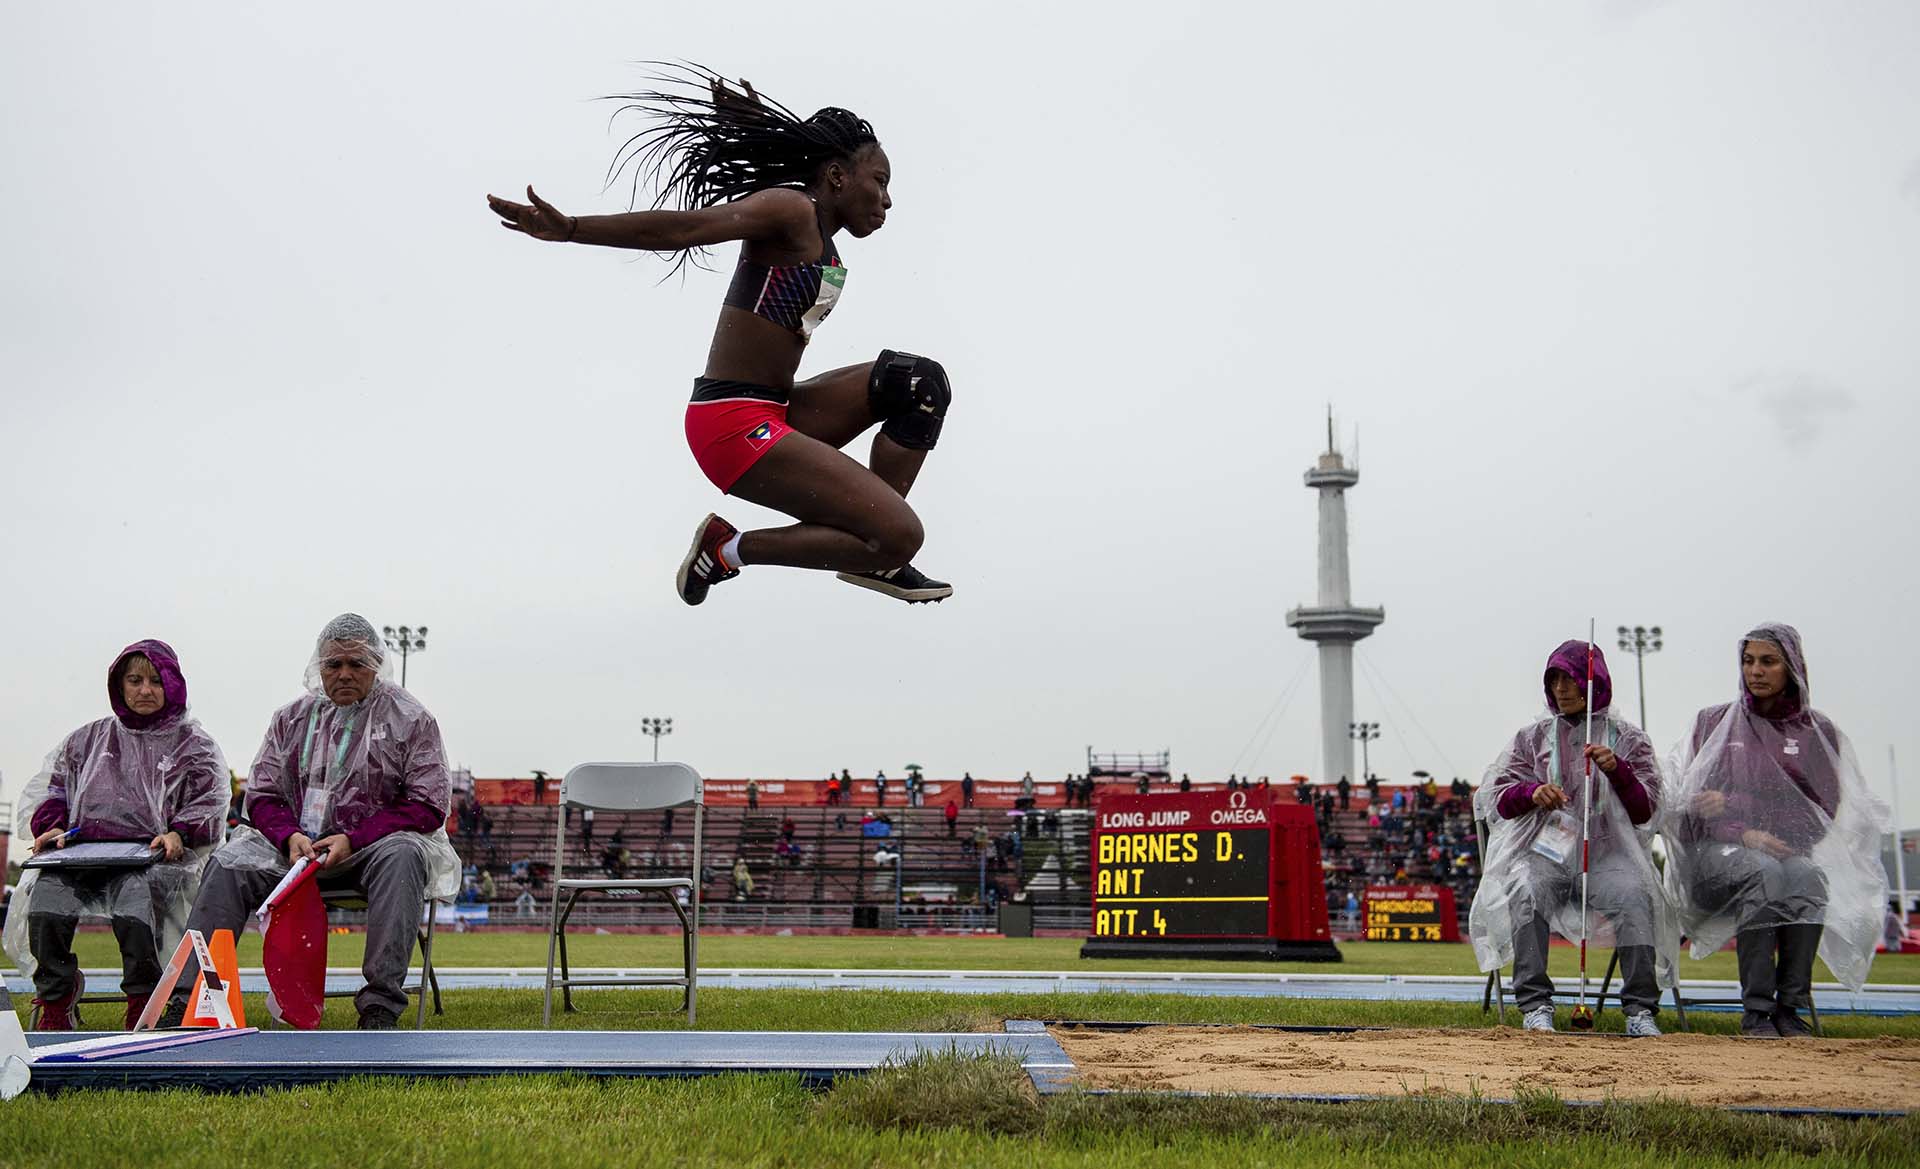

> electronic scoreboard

[
  {"left": 1080, "top": 786, "right": 1338, "bottom": 961},
  {"left": 1361, "top": 883, "right": 1460, "bottom": 943}
]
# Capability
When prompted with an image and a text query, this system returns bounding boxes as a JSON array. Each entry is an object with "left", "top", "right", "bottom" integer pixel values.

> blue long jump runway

[
  {"left": 14, "top": 967, "right": 1920, "bottom": 1015},
  {"left": 22, "top": 1028, "right": 1074, "bottom": 1093}
]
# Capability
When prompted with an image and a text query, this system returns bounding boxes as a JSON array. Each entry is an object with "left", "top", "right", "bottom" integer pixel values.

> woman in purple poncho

[
  {"left": 3, "top": 641, "right": 230, "bottom": 1030},
  {"left": 1663, "top": 623, "right": 1890, "bottom": 1038}
]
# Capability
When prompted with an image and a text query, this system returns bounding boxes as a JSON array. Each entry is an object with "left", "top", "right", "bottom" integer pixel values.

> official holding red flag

[{"left": 163, "top": 615, "right": 460, "bottom": 1030}]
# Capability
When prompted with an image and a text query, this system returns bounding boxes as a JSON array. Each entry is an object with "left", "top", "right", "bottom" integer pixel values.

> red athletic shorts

[{"left": 685, "top": 380, "right": 795, "bottom": 493}]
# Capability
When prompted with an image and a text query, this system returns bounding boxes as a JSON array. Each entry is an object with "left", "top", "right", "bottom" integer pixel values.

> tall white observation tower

[{"left": 1284, "top": 417, "right": 1385, "bottom": 785}]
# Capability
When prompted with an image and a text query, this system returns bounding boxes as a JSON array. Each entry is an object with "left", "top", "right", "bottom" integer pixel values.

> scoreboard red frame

[{"left": 1080, "top": 786, "right": 1338, "bottom": 961}]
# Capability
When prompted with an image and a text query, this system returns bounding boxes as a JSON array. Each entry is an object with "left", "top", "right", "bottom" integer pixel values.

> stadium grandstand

[{"left": 426, "top": 772, "right": 1483, "bottom": 939}]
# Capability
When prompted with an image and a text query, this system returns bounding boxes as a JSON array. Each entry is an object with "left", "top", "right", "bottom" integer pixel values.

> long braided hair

[{"left": 606, "top": 62, "right": 878, "bottom": 273}]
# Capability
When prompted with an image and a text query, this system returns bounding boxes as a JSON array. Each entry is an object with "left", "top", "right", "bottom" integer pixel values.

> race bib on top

[{"left": 798, "top": 264, "right": 845, "bottom": 339}]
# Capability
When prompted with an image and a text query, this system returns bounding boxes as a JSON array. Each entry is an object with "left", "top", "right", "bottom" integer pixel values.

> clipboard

[{"left": 22, "top": 842, "right": 160, "bottom": 871}]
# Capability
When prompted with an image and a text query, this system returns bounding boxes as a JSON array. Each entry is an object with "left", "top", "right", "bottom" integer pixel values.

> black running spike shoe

[
  {"left": 836, "top": 564, "right": 952, "bottom": 603},
  {"left": 677, "top": 513, "right": 741, "bottom": 606}
]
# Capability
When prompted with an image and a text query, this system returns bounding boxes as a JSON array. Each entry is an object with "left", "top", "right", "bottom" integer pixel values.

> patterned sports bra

[{"left": 721, "top": 200, "right": 845, "bottom": 341}]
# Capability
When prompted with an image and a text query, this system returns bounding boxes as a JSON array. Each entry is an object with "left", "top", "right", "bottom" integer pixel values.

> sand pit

[{"left": 1052, "top": 1025, "right": 1920, "bottom": 1111}]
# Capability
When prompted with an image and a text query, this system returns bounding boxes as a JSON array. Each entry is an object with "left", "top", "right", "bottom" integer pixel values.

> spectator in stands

[
  {"left": 1178, "top": 774, "right": 1192, "bottom": 793},
  {"left": 1294, "top": 779, "right": 1311, "bottom": 805},
  {"left": 532, "top": 769, "right": 549, "bottom": 805},
  {"left": 780, "top": 815, "right": 796, "bottom": 843},
  {"left": 874, "top": 771, "right": 888, "bottom": 806},
  {"left": 1468, "top": 639, "right": 1669, "bottom": 1038},
  {"left": 1366, "top": 775, "right": 1381, "bottom": 804},
  {"left": 159, "top": 614, "right": 460, "bottom": 1031},
  {"left": 5, "top": 639, "right": 230, "bottom": 1031},
  {"left": 478, "top": 869, "right": 496, "bottom": 903},
  {"left": 961, "top": 771, "right": 975, "bottom": 808},
  {"left": 944, "top": 799, "right": 959, "bottom": 837},
  {"left": 1135, "top": 774, "right": 1150, "bottom": 795},
  {"left": 1020, "top": 772, "right": 1035, "bottom": 802},
  {"left": 731, "top": 856, "right": 753, "bottom": 900},
  {"left": 661, "top": 806, "right": 675, "bottom": 837},
  {"left": 582, "top": 807, "right": 595, "bottom": 844},
  {"left": 1327, "top": 830, "right": 1347, "bottom": 854},
  {"left": 745, "top": 778, "right": 759, "bottom": 810},
  {"left": 972, "top": 823, "right": 990, "bottom": 856},
  {"left": 1662, "top": 624, "right": 1889, "bottom": 1038},
  {"left": 1336, "top": 775, "right": 1352, "bottom": 810}
]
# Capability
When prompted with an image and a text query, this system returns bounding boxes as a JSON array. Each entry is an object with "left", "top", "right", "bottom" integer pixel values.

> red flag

[{"left": 260, "top": 859, "right": 327, "bottom": 1029}]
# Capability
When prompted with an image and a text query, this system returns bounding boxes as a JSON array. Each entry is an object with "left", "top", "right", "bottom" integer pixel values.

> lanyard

[
  {"left": 1549, "top": 716, "right": 1617, "bottom": 794},
  {"left": 299, "top": 705, "right": 359, "bottom": 784}
]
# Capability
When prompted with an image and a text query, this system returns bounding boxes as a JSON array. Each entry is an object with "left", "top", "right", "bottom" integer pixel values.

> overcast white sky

[{"left": 4, "top": 2, "right": 1917, "bottom": 847}]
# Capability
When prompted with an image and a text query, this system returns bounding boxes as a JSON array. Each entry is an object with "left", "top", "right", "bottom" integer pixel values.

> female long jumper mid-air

[{"left": 488, "top": 66, "right": 952, "bottom": 606}]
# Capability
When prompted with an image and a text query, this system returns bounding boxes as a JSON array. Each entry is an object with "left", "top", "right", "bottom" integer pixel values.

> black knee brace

[{"left": 868, "top": 349, "right": 950, "bottom": 451}]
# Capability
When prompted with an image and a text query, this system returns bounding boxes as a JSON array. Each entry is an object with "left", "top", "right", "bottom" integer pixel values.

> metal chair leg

[
  {"left": 558, "top": 889, "right": 579, "bottom": 1014},
  {"left": 1595, "top": 950, "right": 1619, "bottom": 1023},
  {"left": 414, "top": 903, "right": 437, "bottom": 1030},
  {"left": 542, "top": 883, "right": 564, "bottom": 1028},
  {"left": 1670, "top": 984, "right": 1690, "bottom": 1032}
]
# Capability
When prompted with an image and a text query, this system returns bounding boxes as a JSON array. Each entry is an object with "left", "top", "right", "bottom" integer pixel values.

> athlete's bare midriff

[{"left": 702, "top": 305, "right": 809, "bottom": 388}]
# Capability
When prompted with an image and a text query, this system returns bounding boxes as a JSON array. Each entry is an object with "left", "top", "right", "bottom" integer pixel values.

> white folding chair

[{"left": 542, "top": 762, "right": 703, "bottom": 1027}]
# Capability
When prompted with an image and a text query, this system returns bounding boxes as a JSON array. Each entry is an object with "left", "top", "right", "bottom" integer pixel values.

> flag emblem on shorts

[{"left": 745, "top": 422, "right": 776, "bottom": 450}]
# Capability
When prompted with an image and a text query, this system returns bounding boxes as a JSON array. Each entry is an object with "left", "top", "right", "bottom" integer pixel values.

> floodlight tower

[{"left": 1285, "top": 412, "right": 1386, "bottom": 786}]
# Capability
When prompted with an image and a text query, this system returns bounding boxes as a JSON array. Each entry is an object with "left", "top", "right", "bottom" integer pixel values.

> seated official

[
  {"left": 163, "top": 614, "right": 459, "bottom": 1030},
  {"left": 3, "top": 641, "right": 230, "bottom": 1030},
  {"left": 1469, "top": 641, "right": 1673, "bottom": 1036},
  {"left": 1663, "top": 624, "right": 1889, "bottom": 1039}
]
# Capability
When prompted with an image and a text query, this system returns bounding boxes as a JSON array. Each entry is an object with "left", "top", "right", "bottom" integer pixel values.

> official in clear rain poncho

[
  {"left": 165, "top": 615, "right": 459, "bottom": 1029},
  {"left": 2, "top": 640, "right": 230, "bottom": 1029},
  {"left": 1469, "top": 641, "right": 1676, "bottom": 1034},
  {"left": 1662, "top": 623, "right": 1890, "bottom": 1038}
]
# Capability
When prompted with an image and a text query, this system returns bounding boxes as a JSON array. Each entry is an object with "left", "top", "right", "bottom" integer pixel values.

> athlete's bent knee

[
  {"left": 869, "top": 349, "right": 950, "bottom": 451},
  {"left": 866, "top": 507, "right": 925, "bottom": 567}
]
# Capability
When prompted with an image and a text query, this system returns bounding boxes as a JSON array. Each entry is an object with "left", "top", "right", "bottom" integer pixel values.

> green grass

[
  {"left": 11, "top": 934, "right": 1918, "bottom": 1167},
  {"left": 41, "top": 930, "right": 1920, "bottom": 984},
  {"left": 2, "top": 1052, "right": 1916, "bottom": 1169}
]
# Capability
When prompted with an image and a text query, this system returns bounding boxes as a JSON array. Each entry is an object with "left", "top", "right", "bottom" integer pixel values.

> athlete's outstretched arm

[{"left": 486, "top": 186, "right": 813, "bottom": 252}]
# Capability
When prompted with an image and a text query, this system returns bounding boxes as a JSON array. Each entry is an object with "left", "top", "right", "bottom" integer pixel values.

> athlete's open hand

[
  {"left": 710, "top": 75, "right": 762, "bottom": 114},
  {"left": 488, "top": 186, "right": 576, "bottom": 242}
]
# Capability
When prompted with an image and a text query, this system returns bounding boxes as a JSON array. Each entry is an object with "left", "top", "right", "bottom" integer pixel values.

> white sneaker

[
  {"left": 1626, "top": 1011, "right": 1662, "bottom": 1038},
  {"left": 1522, "top": 1006, "right": 1556, "bottom": 1032}
]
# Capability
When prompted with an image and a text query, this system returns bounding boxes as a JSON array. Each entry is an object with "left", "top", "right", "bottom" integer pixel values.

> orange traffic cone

[{"left": 182, "top": 928, "right": 246, "bottom": 1028}]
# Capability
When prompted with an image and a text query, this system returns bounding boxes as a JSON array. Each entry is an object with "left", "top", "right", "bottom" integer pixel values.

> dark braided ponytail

[{"left": 605, "top": 62, "right": 877, "bottom": 271}]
